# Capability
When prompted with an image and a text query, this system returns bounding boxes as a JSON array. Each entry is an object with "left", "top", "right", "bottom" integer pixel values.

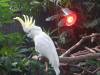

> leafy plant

[
  {"left": 0, "top": 0, "right": 12, "bottom": 23},
  {"left": 0, "top": 0, "right": 51, "bottom": 24}
]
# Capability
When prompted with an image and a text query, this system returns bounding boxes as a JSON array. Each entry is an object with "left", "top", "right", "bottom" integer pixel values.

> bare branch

[
  {"left": 60, "top": 38, "right": 83, "bottom": 57},
  {"left": 60, "top": 33, "right": 100, "bottom": 57},
  {"left": 32, "top": 53, "right": 100, "bottom": 63},
  {"left": 60, "top": 53, "right": 100, "bottom": 63},
  {"left": 92, "top": 67, "right": 100, "bottom": 74}
]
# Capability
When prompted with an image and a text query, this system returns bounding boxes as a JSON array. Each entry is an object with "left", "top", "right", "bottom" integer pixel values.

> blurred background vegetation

[{"left": 0, "top": 0, "right": 100, "bottom": 75}]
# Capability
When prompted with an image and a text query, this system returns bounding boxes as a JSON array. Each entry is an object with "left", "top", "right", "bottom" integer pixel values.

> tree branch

[
  {"left": 32, "top": 53, "right": 100, "bottom": 63},
  {"left": 60, "top": 53, "right": 100, "bottom": 63}
]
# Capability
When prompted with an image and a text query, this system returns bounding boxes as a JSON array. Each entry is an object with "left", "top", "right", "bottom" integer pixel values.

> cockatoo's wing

[{"left": 34, "top": 32, "right": 60, "bottom": 75}]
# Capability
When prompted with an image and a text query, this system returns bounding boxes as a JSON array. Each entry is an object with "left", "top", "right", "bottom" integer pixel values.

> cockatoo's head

[{"left": 14, "top": 15, "right": 36, "bottom": 33}]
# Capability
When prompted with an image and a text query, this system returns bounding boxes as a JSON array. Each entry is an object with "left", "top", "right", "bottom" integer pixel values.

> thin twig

[
  {"left": 94, "top": 46, "right": 100, "bottom": 52},
  {"left": 71, "top": 50, "right": 90, "bottom": 57},
  {"left": 60, "top": 38, "right": 84, "bottom": 57},
  {"left": 92, "top": 67, "right": 100, "bottom": 74},
  {"left": 69, "top": 64, "right": 93, "bottom": 74},
  {"left": 85, "top": 46, "right": 96, "bottom": 53}
]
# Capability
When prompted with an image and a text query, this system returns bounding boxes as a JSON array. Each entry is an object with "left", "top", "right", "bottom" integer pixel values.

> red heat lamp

[
  {"left": 45, "top": 8, "right": 77, "bottom": 27},
  {"left": 62, "top": 8, "right": 77, "bottom": 27}
]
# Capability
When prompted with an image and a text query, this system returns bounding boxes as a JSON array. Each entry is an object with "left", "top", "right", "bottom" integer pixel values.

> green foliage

[
  {"left": 0, "top": 47, "right": 16, "bottom": 57},
  {"left": 0, "top": 32, "right": 24, "bottom": 57},
  {"left": 0, "top": 31, "right": 56, "bottom": 75},
  {"left": 0, "top": 32, "right": 23, "bottom": 73},
  {"left": 7, "top": 32, "right": 24, "bottom": 45},
  {"left": 0, "top": 0, "right": 49, "bottom": 24},
  {"left": 0, "top": 32, "right": 24, "bottom": 46},
  {"left": 0, "top": 32, "right": 5, "bottom": 42},
  {"left": 0, "top": 0, "right": 12, "bottom": 23}
]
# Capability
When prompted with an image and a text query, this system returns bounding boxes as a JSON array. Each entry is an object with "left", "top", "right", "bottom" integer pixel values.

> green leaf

[
  {"left": 0, "top": 0, "right": 10, "bottom": 2},
  {"left": 0, "top": 3, "right": 9, "bottom": 7}
]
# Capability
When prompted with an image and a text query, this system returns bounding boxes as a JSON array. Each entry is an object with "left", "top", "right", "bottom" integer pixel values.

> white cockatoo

[{"left": 14, "top": 15, "right": 60, "bottom": 75}]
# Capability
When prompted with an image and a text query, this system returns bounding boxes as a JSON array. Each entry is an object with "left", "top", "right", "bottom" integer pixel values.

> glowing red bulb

[
  {"left": 64, "top": 12, "right": 77, "bottom": 26},
  {"left": 67, "top": 16, "right": 74, "bottom": 24}
]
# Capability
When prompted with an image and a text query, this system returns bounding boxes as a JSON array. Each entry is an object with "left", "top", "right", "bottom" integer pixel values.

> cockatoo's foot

[
  {"left": 32, "top": 55, "right": 49, "bottom": 73},
  {"left": 32, "top": 55, "right": 39, "bottom": 60},
  {"left": 38, "top": 54, "right": 42, "bottom": 60},
  {"left": 32, "top": 55, "right": 42, "bottom": 61},
  {"left": 44, "top": 62, "right": 48, "bottom": 72},
  {"left": 32, "top": 55, "right": 49, "bottom": 62}
]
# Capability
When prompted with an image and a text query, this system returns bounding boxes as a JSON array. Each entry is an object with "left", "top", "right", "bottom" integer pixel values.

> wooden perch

[
  {"left": 32, "top": 53, "right": 100, "bottom": 63},
  {"left": 60, "top": 53, "right": 100, "bottom": 63},
  {"left": 60, "top": 33, "right": 100, "bottom": 57}
]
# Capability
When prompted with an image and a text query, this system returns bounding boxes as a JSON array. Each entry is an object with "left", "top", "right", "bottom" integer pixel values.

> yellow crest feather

[{"left": 14, "top": 15, "right": 34, "bottom": 29}]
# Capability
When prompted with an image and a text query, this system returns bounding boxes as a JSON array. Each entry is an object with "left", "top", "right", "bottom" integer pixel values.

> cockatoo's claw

[{"left": 44, "top": 62, "right": 48, "bottom": 72}]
